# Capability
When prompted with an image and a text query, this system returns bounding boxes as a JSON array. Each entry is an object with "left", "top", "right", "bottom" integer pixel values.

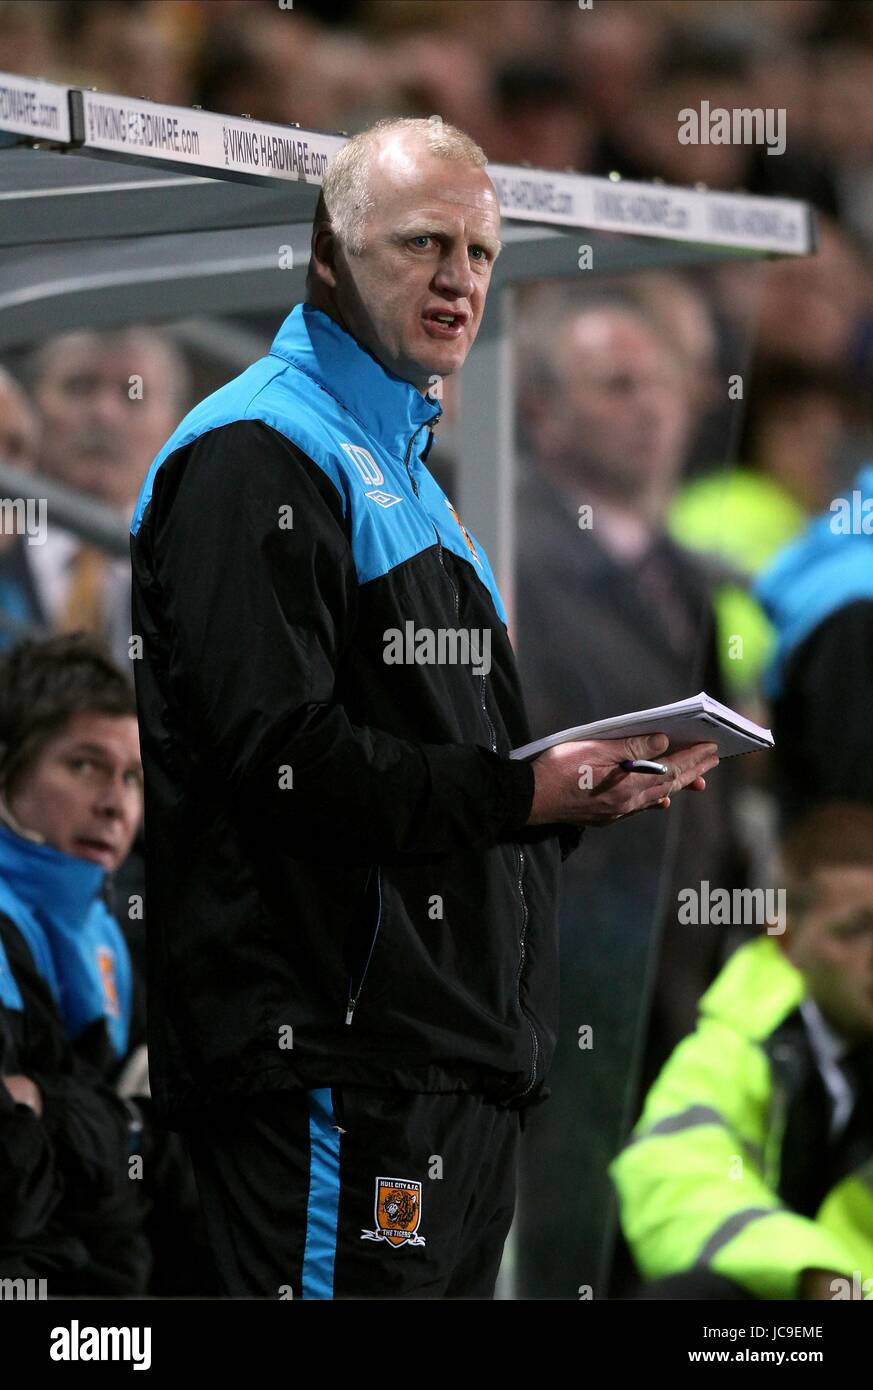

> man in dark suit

[{"left": 513, "top": 294, "right": 748, "bottom": 1298}]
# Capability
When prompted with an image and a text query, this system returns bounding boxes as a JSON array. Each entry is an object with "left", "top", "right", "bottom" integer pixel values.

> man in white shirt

[{"left": 26, "top": 328, "right": 190, "bottom": 666}]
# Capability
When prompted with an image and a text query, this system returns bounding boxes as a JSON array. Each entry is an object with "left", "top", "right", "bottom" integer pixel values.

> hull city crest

[
  {"left": 445, "top": 498, "right": 481, "bottom": 567},
  {"left": 361, "top": 1177, "right": 426, "bottom": 1247}
]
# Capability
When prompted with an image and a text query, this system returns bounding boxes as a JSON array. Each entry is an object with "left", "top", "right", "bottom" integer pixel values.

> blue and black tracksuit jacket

[{"left": 130, "top": 302, "right": 582, "bottom": 1130}]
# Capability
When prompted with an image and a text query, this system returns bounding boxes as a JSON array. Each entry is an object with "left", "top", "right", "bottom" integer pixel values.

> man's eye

[
  {"left": 70, "top": 758, "right": 97, "bottom": 772},
  {"left": 470, "top": 246, "right": 489, "bottom": 261},
  {"left": 410, "top": 235, "right": 432, "bottom": 249}
]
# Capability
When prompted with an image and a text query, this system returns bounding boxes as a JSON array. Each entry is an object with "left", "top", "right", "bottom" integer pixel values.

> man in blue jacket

[
  {"left": 756, "top": 463, "right": 873, "bottom": 826},
  {"left": 130, "top": 116, "right": 719, "bottom": 1299},
  {"left": 0, "top": 633, "right": 216, "bottom": 1294},
  {"left": 0, "top": 633, "right": 145, "bottom": 1291}
]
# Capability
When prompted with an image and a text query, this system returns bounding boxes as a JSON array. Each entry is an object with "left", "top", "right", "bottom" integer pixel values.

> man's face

[
  {"left": 34, "top": 334, "right": 179, "bottom": 510},
  {"left": 758, "top": 392, "right": 852, "bottom": 513},
  {"left": 549, "top": 310, "right": 693, "bottom": 499},
  {"left": 784, "top": 867, "right": 873, "bottom": 1040},
  {"left": 323, "top": 139, "right": 501, "bottom": 393},
  {"left": 7, "top": 710, "right": 143, "bottom": 873}
]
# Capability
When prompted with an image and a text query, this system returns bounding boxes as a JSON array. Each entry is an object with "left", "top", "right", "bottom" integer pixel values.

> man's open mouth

[
  {"left": 74, "top": 837, "right": 117, "bottom": 862},
  {"left": 422, "top": 309, "right": 468, "bottom": 338}
]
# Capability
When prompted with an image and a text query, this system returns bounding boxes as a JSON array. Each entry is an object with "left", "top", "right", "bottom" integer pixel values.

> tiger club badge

[
  {"left": 96, "top": 946, "right": 121, "bottom": 1018},
  {"left": 445, "top": 498, "right": 481, "bottom": 566},
  {"left": 360, "top": 1177, "right": 426, "bottom": 1247}
]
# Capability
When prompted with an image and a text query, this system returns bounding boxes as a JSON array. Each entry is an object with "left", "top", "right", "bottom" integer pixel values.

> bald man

[
  {"left": 513, "top": 296, "right": 744, "bottom": 1296},
  {"left": 130, "top": 119, "right": 718, "bottom": 1300}
]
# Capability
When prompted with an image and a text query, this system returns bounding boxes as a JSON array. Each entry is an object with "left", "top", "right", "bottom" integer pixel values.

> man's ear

[{"left": 310, "top": 223, "right": 339, "bottom": 290}]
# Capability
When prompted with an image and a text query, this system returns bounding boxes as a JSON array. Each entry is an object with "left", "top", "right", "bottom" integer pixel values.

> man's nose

[
  {"left": 94, "top": 776, "right": 128, "bottom": 818},
  {"left": 635, "top": 381, "right": 674, "bottom": 424},
  {"left": 92, "top": 384, "right": 128, "bottom": 427},
  {"left": 432, "top": 247, "right": 476, "bottom": 300}
]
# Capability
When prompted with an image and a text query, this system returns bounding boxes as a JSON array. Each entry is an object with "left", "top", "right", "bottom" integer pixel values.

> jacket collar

[
  {"left": 0, "top": 822, "right": 104, "bottom": 931},
  {"left": 269, "top": 303, "right": 442, "bottom": 462}
]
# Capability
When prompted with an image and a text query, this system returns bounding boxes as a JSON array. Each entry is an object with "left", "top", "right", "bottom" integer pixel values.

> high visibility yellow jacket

[
  {"left": 667, "top": 468, "right": 806, "bottom": 696},
  {"left": 610, "top": 936, "right": 873, "bottom": 1298}
]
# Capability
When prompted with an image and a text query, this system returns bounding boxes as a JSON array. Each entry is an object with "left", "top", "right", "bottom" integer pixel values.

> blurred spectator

[
  {"left": 0, "top": 633, "right": 216, "bottom": 1294},
  {"left": 619, "top": 271, "right": 723, "bottom": 474},
  {"left": 513, "top": 290, "right": 748, "bottom": 1297},
  {"left": 487, "top": 61, "right": 593, "bottom": 172},
  {"left": 716, "top": 217, "right": 873, "bottom": 384},
  {"left": 0, "top": 369, "right": 45, "bottom": 650},
  {"left": 591, "top": 19, "right": 839, "bottom": 211},
  {"left": 30, "top": 328, "right": 188, "bottom": 515},
  {"left": 669, "top": 358, "right": 866, "bottom": 697},
  {"left": 192, "top": 7, "right": 376, "bottom": 131},
  {"left": 0, "top": 0, "right": 56, "bottom": 78},
  {"left": 611, "top": 801, "right": 873, "bottom": 1301},
  {"left": 380, "top": 32, "right": 496, "bottom": 141},
  {"left": 566, "top": 1, "right": 667, "bottom": 132},
  {"left": 736, "top": 358, "right": 868, "bottom": 513},
  {"left": 755, "top": 463, "right": 873, "bottom": 830},
  {"left": 54, "top": 0, "right": 190, "bottom": 104},
  {"left": 812, "top": 44, "right": 873, "bottom": 253},
  {"left": 23, "top": 328, "right": 190, "bottom": 668}
]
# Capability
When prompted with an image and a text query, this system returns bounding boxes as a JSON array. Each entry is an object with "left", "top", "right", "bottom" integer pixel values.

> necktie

[
  {"left": 634, "top": 542, "right": 699, "bottom": 657},
  {"left": 59, "top": 544, "right": 107, "bottom": 635}
]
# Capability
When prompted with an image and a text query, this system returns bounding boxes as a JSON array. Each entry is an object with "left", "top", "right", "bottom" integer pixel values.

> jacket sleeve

[
  {"left": 778, "top": 600, "right": 873, "bottom": 807},
  {"left": 556, "top": 824, "right": 584, "bottom": 862},
  {"left": 608, "top": 1014, "right": 869, "bottom": 1299},
  {"left": 147, "top": 420, "right": 536, "bottom": 863},
  {"left": 0, "top": 1034, "right": 61, "bottom": 1242},
  {"left": 25, "top": 1059, "right": 137, "bottom": 1212},
  {"left": 0, "top": 916, "right": 136, "bottom": 1231}
]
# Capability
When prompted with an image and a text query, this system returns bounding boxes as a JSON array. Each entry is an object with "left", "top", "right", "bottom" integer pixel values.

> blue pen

[{"left": 621, "top": 759, "right": 669, "bottom": 775}]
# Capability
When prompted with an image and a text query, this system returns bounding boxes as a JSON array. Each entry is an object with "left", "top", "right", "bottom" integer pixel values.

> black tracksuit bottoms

[{"left": 185, "top": 1085, "right": 522, "bottom": 1299}]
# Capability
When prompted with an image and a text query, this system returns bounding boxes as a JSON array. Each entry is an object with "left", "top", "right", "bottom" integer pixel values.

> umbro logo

[
  {"left": 365, "top": 489, "right": 403, "bottom": 508},
  {"left": 339, "top": 443, "right": 403, "bottom": 507}
]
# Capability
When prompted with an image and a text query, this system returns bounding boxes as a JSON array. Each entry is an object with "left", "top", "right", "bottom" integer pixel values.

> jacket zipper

[
  {"left": 764, "top": 1044, "right": 792, "bottom": 1188},
  {"left": 514, "top": 844, "right": 538, "bottom": 1097},
  {"left": 345, "top": 865, "right": 382, "bottom": 1025},
  {"left": 403, "top": 424, "right": 539, "bottom": 1098},
  {"left": 343, "top": 431, "right": 433, "bottom": 1028},
  {"left": 407, "top": 429, "right": 499, "bottom": 750}
]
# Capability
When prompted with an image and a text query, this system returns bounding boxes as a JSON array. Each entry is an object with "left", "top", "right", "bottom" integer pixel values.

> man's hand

[
  {"left": 525, "top": 733, "right": 719, "bottom": 829},
  {"left": 2, "top": 1074, "right": 43, "bottom": 1116}
]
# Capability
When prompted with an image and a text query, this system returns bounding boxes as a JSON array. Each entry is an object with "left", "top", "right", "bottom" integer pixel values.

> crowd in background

[
  {"left": 0, "top": 0, "right": 871, "bottom": 1300},
  {"left": 1, "top": 0, "right": 872, "bottom": 247},
  {"left": 0, "top": 0, "right": 871, "bottom": 661}
]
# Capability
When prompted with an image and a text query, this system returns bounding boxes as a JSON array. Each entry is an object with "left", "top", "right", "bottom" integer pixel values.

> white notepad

[{"left": 510, "top": 692, "right": 774, "bottom": 762}]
